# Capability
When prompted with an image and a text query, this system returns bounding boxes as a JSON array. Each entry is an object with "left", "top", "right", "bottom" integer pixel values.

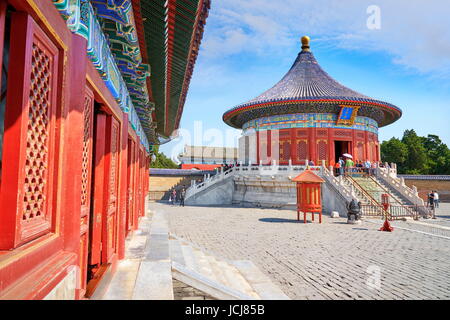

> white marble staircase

[
  {"left": 99, "top": 208, "right": 289, "bottom": 300},
  {"left": 169, "top": 235, "right": 290, "bottom": 300}
]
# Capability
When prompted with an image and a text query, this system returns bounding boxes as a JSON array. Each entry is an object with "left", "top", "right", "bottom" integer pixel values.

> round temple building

[{"left": 223, "top": 36, "right": 402, "bottom": 166}]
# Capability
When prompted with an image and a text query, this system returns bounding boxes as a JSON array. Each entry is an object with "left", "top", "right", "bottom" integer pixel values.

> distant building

[{"left": 179, "top": 145, "right": 238, "bottom": 169}]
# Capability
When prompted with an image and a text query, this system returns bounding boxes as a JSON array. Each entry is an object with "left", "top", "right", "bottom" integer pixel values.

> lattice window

[
  {"left": 279, "top": 141, "right": 291, "bottom": 162},
  {"left": 108, "top": 118, "right": 120, "bottom": 256},
  {"left": 279, "top": 130, "right": 290, "bottom": 137},
  {"left": 297, "top": 130, "right": 307, "bottom": 137},
  {"left": 0, "top": 14, "right": 61, "bottom": 248},
  {"left": 357, "top": 142, "right": 364, "bottom": 160},
  {"left": 317, "top": 130, "right": 327, "bottom": 137},
  {"left": 335, "top": 130, "right": 351, "bottom": 137},
  {"left": 109, "top": 120, "right": 119, "bottom": 208},
  {"left": 357, "top": 132, "right": 364, "bottom": 139},
  {"left": 317, "top": 140, "right": 327, "bottom": 161},
  {"left": 22, "top": 41, "right": 52, "bottom": 224},
  {"left": 81, "top": 91, "right": 93, "bottom": 208},
  {"left": 296, "top": 140, "right": 307, "bottom": 161}
]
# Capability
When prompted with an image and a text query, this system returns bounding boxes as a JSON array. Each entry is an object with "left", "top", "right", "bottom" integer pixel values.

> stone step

[
  {"left": 217, "top": 260, "right": 260, "bottom": 299},
  {"left": 205, "top": 254, "right": 229, "bottom": 287},
  {"left": 101, "top": 259, "right": 140, "bottom": 300},
  {"left": 232, "top": 260, "right": 290, "bottom": 300},
  {"left": 192, "top": 248, "right": 217, "bottom": 282},
  {"left": 132, "top": 261, "right": 174, "bottom": 300},
  {"left": 180, "top": 244, "right": 199, "bottom": 272},
  {"left": 172, "top": 261, "right": 257, "bottom": 300},
  {"left": 169, "top": 239, "right": 185, "bottom": 266}
]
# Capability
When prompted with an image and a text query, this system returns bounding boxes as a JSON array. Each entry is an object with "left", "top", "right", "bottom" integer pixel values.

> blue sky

[{"left": 160, "top": 0, "right": 450, "bottom": 160}]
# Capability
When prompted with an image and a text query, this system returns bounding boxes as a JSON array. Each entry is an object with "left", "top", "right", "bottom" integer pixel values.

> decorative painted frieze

[
  {"left": 242, "top": 113, "right": 379, "bottom": 135},
  {"left": 52, "top": 0, "right": 151, "bottom": 152}
]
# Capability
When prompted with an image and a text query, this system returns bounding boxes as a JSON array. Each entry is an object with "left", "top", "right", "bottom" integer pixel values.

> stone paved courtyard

[{"left": 150, "top": 201, "right": 450, "bottom": 300}]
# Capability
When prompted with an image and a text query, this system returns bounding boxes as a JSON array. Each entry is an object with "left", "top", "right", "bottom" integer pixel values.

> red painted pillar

[
  {"left": 364, "top": 131, "right": 369, "bottom": 161},
  {"left": 133, "top": 137, "right": 140, "bottom": 230},
  {"left": 117, "top": 113, "right": 129, "bottom": 260},
  {"left": 61, "top": 32, "right": 87, "bottom": 252},
  {"left": 309, "top": 128, "right": 316, "bottom": 164},
  {"left": 290, "top": 128, "right": 296, "bottom": 163},
  {"left": 256, "top": 131, "right": 260, "bottom": 164},
  {"left": 328, "top": 128, "right": 334, "bottom": 165},
  {"left": 352, "top": 129, "right": 357, "bottom": 162}
]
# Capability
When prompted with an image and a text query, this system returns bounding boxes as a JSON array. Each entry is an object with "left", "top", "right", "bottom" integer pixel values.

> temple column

[{"left": 309, "top": 128, "right": 316, "bottom": 164}]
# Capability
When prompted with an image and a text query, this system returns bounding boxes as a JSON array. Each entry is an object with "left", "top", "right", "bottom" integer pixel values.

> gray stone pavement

[{"left": 153, "top": 201, "right": 450, "bottom": 300}]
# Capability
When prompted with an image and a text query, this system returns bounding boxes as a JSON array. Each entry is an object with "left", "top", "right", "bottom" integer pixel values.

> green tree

[
  {"left": 380, "top": 137, "right": 408, "bottom": 172},
  {"left": 382, "top": 130, "right": 450, "bottom": 175},
  {"left": 422, "top": 134, "right": 450, "bottom": 174},
  {"left": 150, "top": 146, "right": 179, "bottom": 169},
  {"left": 401, "top": 129, "right": 429, "bottom": 174}
]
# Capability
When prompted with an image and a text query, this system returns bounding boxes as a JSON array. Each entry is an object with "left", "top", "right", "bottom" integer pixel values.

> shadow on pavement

[{"left": 259, "top": 218, "right": 312, "bottom": 223}]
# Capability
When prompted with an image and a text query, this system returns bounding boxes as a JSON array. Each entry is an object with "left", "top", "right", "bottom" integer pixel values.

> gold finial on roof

[{"left": 301, "top": 35, "right": 310, "bottom": 51}]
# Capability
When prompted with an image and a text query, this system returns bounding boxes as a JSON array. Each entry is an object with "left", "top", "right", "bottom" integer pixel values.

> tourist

[
  {"left": 345, "top": 157, "right": 354, "bottom": 176},
  {"left": 179, "top": 186, "right": 186, "bottom": 207},
  {"left": 356, "top": 160, "right": 363, "bottom": 174},
  {"left": 428, "top": 191, "right": 434, "bottom": 208},
  {"left": 338, "top": 157, "right": 345, "bottom": 176},
  {"left": 171, "top": 189, "right": 177, "bottom": 205},
  {"left": 433, "top": 190, "right": 439, "bottom": 208},
  {"left": 364, "top": 160, "right": 371, "bottom": 177},
  {"left": 168, "top": 189, "right": 173, "bottom": 204},
  {"left": 308, "top": 160, "right": 315, "bottom": 166},
  {"left": 370, "top": 161, "right": 377, "bottom": 176},
  {"left": 334, "top": 160, "right": 341, "bottom": 176}
]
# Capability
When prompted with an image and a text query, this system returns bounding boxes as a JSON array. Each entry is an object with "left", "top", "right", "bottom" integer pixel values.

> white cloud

[{"left": 201, "top": 0, "right": 450, "bottom": 78}]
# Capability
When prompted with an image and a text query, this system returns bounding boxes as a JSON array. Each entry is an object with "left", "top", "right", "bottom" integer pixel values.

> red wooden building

[
  {"left": 224, "top": 36, "right": 402, "bottom": 166},
  {"left": 0, "top": 0, "right": 209, "bottom": 299}
]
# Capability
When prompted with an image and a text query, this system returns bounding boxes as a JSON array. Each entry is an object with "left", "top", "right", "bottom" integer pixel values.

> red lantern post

[
  {"left": 293, "top": 170, "right": 325, "bottom": 223},
  {"left": 379, "top": 193, "right": 394, "bottom": 232}
]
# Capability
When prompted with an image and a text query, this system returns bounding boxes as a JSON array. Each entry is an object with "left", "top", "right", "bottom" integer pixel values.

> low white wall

[{"left": 185, "top": 177, "right": 234, "bottom": 206}]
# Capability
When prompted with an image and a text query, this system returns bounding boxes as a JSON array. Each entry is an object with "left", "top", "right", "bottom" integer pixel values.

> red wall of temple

[
  {"left": 0, "top": 0, "right": 150, "bottom": 300},
  {"left": 256, "top": 127, "right": 380, "bottom": 166}
]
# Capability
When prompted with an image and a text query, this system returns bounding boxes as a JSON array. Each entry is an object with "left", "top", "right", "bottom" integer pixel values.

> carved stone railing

[
  {"left": 322, "top": 166, "right": 390, "bottom": 218},
  {"left": 375, "top": 165, "right": 432, "bottom": 218},
  {"left": 322, "top": 166, "right": 354, "bottom": 203},
  {"left": 185, "top": 162, "right": 323, "bottom": 200},
  {"left": 376, "top": 166, "right": 424, "bottom": 206}
]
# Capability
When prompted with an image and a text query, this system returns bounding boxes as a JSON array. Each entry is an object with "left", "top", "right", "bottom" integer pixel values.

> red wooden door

[
  {"left": 90, "top": 112, "right": 106, "bottom": 267},
  {"left": 79, "top": 86, "right": 94, "bottom": 293},
  {"left": 126, "top": 138, "right": 136, "bottom": 232},
  {"left": 103, "top": 116, "right": 120, "bottom": 263},
  {"left": 89, "top": 113, "right": 120, "bottom": 267}
]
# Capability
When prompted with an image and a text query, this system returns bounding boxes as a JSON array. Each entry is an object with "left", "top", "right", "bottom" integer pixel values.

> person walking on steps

[
  {"left": 338, "top": 157, "right": 345, "bottom": 176},
  {"left": 179, "top": 186, "right": 186, "bottom": 207},
  {"left": 171, "top": 188, "right": 177, "bottom": 206}
]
